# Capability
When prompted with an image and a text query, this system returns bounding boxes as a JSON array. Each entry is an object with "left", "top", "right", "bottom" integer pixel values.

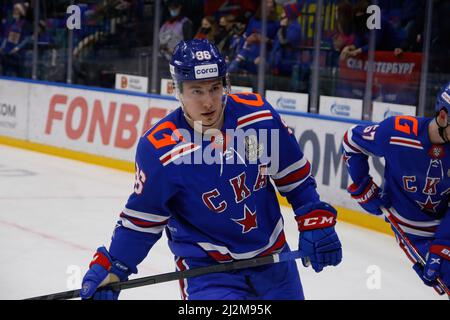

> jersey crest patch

[
  {"left": 245, "top": 135, "right": 263, "bottom": 162},
  {"left": 428, "top": 145, "right": 445, "bottom": 160}
]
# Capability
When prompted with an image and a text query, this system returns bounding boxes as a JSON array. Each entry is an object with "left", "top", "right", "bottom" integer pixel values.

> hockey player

[
  {"left": 80, "top": 39, "right": 342, "bottom": 300},
  {"left": 342, "top": 82, "right": 450, "bottom": 291}
]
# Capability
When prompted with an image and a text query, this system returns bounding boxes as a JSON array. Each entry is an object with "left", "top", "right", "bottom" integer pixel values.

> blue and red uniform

[
  {"left": 342, "top": 115, "right": 450, "bottom": 287},
  {"left": 81, "top": 39, "right": 341, "bottom": 300},
  {"left": 108, "top": 93, "right": 323, "bottom": 299}
]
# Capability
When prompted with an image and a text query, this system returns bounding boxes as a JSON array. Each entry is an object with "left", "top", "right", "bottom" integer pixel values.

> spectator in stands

[
  {"left": 228, "top": 0, "right": 279, "bottom": 74},
  {"left": 215, "top": 14, "right": 235, "bottom": 53},
  {"left": 340, "top": 0, "right": 401, "bottom": 60},
  {"left": 203, "top": 0, "right": 258, "bottom": 22},
  {"left": 393, "top": 0, "right": 424, "bottom": 56},
  {"left": 268, "top": 10, "right": 301, "bottom": 77},
  {"left": 332, "top": 0, "right": 355, "bottom": 54},
  {"left": 159, "top": 0, "right": 193, "bottom": 61},
  {"left": 224, "top": 16, "right": 246, "bottom": 63},
  {"left": 0, "top": 2, "right": 31, "bottom": 77},
  {"left": 194, "top": 16, "right": 217, "bottom": 43}
]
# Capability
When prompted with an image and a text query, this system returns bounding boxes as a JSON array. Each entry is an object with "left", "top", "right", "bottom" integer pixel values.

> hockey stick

[
  {"left": 26, "top": 250, "right": 305, "bottom": 300},
  {"left": 381, "top": 207, "right": 450, "bottom": 297}
]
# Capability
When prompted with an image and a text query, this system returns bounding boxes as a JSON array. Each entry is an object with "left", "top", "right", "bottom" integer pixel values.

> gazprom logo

[
  {"left": 276, "top": 97, "right": 296, "bottom": 110},
  {"left": 383, "top": 108, "right": 403, "bottom": 119},
  {"left": 330, "top": 102, "right": 351, "bottom": 117},
  {"left": 194, "top": 64, "right": 219, "bottom": 79}
]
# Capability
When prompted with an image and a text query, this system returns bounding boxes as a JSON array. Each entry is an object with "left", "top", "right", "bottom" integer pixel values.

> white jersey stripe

[
  {"left": 123, "top": 207, "right": 170, "bottom": 222},
  {"left": 162, "top": 145, "right": 201, "bottom": 166},
  {"left": 197, "top": 217, "right": 284, "bottom": 260},
  {"left": 120, "top": 218, "right": 166, "bottom": 234},
  {"left": 399, "top": 225, "right": 435, "bottom": 238},
  {"left": 175, "top": 258, "right": 189, "bottom": 300},
  {"left": 276, "top": 174, "right": 311, "bottom": 193},
  {"left": 273, "top": 158, "right": 307, "bottom": 180},
  {"left": 159, "top": 143, "right": 195, "bottom": 162},
  {"left": 390, "top": 136, "right": 423, "bottom": 144},
  {"left": 236, "top": 115, "right": 273, "bottom": 129},
  {"left": 389, "top": 141, "right": 424, "bottom": 150},
  {"left": 388, "top": 207, "right": 441, "bottom": 227},
  {"left": 237, "top": 110, "right": 272, "bottom": 122}
]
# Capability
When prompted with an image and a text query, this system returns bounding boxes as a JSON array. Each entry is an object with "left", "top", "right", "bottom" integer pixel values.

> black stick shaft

[
  {"left": 382, "top": 207, "right": 450, "bottom": 297},
  {"left": 26, "top": 250, "right": 303, "bottom": 300}
]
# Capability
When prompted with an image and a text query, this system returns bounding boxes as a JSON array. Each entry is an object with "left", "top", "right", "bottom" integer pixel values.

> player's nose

[{"left": 203, "top": 95, "right": 214, "bottom": 110}]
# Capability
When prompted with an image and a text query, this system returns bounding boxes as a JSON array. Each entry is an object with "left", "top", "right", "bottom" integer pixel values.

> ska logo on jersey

[
  {"left": 245, "top": 135, "right": 264, "bottom": 162},
  {"left": 202, "top": 169, "right": 267, "bottom": 233}
]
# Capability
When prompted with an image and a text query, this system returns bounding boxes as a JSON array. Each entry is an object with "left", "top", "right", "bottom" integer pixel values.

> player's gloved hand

[
  {"left": 412, "top": 240, "right": 450, "bottom": 287},
  {"left": 295, "top": 201, "right": 342, "bottom": 273},
  {"left": 80, "top": 246, "right": 131, "bottom": 300},
  {"left": 347, "top": 176, "right": 383, "bottom": 215}
]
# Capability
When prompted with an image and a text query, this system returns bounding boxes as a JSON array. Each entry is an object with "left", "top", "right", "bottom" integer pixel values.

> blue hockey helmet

[
  {"left": 169, "top": 39, "right": 228, "bottom": 87},
  {"left": 435, "top": 82, "right": 450, "bottom": 113}
]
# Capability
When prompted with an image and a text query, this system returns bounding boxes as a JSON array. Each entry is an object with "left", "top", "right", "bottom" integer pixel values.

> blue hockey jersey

[
  {"left": 108, "top": 93, "right": 320, "bottom": 272},
  {"left": 342, "top": 116, "right": 450, "bottom": 240}
]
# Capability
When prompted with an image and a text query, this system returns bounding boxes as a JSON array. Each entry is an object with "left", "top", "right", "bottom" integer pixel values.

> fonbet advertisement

[
  {"left": 28, "top": 83, "right": 179, "bottom": 161},
  {"left": 0, "top": 78, "right": 383, "bottom": 213}
]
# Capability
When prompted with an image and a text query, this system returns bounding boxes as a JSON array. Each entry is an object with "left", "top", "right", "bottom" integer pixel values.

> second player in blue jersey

[{"left": 342, "top": 82, "right": 450, "bottom": 294}]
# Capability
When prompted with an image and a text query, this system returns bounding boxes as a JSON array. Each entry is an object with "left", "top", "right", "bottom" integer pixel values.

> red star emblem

[
  {"left": 416, "top": 196, "right": 441, "bottom": 213},
  {"left": 232, "top": 205, "right": 257, "bottom": 233}
]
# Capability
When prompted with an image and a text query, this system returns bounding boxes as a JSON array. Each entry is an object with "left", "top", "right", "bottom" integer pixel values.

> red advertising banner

[
  {"left": 339, "top": 51, "right": 422, "bottom": 84},
  {"left": 337, "top": 51, "right": 422, "bottom": 105}
]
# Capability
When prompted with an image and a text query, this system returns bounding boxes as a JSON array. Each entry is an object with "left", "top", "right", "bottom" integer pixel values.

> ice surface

[{"left": 0, "top": 145, "right": 445, "bottom": 300}]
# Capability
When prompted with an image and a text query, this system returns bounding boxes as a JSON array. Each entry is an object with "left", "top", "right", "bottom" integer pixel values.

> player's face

[{"left": 180, "top": 79, "right": 224, "bottom": 127}]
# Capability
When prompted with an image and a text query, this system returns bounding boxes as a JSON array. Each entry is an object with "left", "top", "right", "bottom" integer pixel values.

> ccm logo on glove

[{"left": 295, "top": 210, "right": 336, "bottom": 231}]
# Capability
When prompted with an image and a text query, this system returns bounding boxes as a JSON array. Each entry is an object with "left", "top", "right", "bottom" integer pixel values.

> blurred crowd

[{"left": 0, "top": 0, "right": 449, "bottom": 91}]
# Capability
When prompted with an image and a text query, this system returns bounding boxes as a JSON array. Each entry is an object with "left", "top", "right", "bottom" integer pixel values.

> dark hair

[
  {"left": 336, "top": 0, "right": 353, "bottom": 35},
  {"left": 353, "top": 0, "right": 370, "bottom": 15}
]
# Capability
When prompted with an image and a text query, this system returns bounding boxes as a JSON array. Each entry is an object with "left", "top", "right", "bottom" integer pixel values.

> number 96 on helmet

[{"left": 169, "top": 39, "right": 229, "bottom": 93}]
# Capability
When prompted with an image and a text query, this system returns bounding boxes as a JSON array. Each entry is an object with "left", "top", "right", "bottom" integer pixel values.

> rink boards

[{"left": 0, "top": 77, "right": 392, "bottom": 235}]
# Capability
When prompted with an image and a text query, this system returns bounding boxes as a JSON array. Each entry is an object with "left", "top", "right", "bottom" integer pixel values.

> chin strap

[{"left": 435, "top": 116, "right": 449, "bottom": 143}]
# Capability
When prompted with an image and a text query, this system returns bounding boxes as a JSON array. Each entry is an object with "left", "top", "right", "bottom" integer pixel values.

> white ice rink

[{"left": 0, "top": 144, "right": 446, "bottom": 300}]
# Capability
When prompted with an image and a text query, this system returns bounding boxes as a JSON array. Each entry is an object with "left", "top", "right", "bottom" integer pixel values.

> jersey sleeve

[
  {"left": 341, "top": 118, "right": 391, "bottom": 185},
  {"left": 268, "top": 105, "right": 321, "bottom": 211},
  {"left": 108, "top": 137, "right": 177, "bottom": 273}
]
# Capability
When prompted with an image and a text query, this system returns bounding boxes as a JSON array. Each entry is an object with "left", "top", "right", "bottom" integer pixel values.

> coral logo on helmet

[{"left": 194, "top": 64, "right": 219, "bottom": 79}]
